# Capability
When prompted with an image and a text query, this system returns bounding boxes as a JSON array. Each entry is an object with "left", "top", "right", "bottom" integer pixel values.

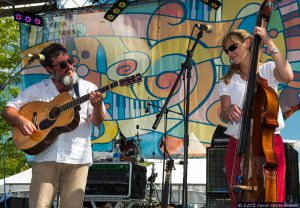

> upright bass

[{"left": 231, "top": 0, "right": 279, "bottom": 203}]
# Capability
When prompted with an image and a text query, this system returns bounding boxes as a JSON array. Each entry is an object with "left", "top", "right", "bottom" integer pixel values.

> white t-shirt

[
  {"left": 219, "top": 61, "right": 284, "bottom": 139},
  {"left": 6, "top": 78, "right": 106, "bottom": 166}
]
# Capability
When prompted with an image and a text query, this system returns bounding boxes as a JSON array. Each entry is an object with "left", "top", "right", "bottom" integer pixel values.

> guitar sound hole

[{"left": 49, "top": 107, "right": 61, "bottom": 120}]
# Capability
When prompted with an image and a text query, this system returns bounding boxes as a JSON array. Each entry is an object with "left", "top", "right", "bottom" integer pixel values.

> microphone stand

[
  {"left": 135, "top": 125, "right": 144, "bottom": 163},
  {"left": 148, "top": 102, "right": 180, "bottom": 206},
  {"left": 160, "top": 109, "right": 171, "bottom": 204},
  {"left": 152, "top": 28, "right": 204, "bottom": 208},
  {"left": 147, "top": 152, "right": 158, "bottom": 208},
  {"left": 0, "top": 57, "right": 35, "bottom": 92}
]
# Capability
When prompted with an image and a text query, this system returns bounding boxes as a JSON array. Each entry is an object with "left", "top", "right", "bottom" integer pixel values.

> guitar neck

[
  {"left": 60, "top": 80, "right": 120, "bottom": 111},
  {"left": 162, "top": 160, "right": 174, "bottom": 208},
  {"left": 162, "top": 172, "right": 171, "bottom": 208}
]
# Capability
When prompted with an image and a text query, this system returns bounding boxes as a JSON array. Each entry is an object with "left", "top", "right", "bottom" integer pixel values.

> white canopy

[
  {"left": 146, "top": 158, "right": 206, "bottom": 184},
  {"left": 0, "top": 168, "right": 31, "bottom": 194},
  {"left": 0, "top": 158, "right": 206, "bottom": 195},
  {"left": 0, "top": 168, "right": 32, "bottom": 186}
]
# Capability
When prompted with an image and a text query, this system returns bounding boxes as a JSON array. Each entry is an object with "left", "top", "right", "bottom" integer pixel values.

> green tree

[{"left": 0, "top": 17, "right": 29, "bottom": 179}]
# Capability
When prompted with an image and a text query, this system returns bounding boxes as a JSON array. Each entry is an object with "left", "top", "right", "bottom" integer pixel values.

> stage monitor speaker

[
  {"left": 86, "top": 162, "right": 147, "bottom": 199},
  {"left": 206, "top": 196, "right": 230, "bottom": 208},
  {"left": 0, "top": 197, "right": 29, "bottom": 208},
  {"left": 284, "top": 143, "right": 299, "bottom": 202},
  {"left": 206, "top": 147, "right": 228, "bottom": 196}
]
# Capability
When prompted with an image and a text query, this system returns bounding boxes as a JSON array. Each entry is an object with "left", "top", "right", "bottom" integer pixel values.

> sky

[{"left": 282, "top": 111, "right": 300, "bottom": 141}]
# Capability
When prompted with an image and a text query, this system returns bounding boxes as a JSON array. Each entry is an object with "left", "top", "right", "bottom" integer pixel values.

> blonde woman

[{"left": 219, "top": 29, "right": 293, "bottom": 207}]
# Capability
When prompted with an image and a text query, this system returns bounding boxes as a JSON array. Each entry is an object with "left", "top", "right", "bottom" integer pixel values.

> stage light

[
  {"left": 200, "top": 0, "right": 221, "bottom": 10},
  {"left": 104, "top": 0, "right": 129, "bottom": 22},
  {"left": 13, "top": 11, "right": 43, "bottom": 27}
]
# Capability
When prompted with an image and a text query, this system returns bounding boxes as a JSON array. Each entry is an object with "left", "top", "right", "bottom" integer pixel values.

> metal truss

[{"left": 0, "top": 0, "right": 116, "bottom": 17}]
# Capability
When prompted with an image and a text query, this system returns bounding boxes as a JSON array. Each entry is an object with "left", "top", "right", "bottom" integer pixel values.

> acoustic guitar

[
  {"left": 12, "top": 73, "right": 142, "bottom": 155},
  {"left": 156, "top": 159, "right": 175, "bottom": 208}
]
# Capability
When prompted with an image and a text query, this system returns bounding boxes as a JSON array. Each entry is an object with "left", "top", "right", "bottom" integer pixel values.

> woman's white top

[{"left": 219, "top": 61, "right": 284, "bottom": 139}]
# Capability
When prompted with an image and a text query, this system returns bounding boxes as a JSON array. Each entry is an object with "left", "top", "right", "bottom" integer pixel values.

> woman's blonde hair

[{"left": 221, "top": 29, "right": 254, "bottom": 84}]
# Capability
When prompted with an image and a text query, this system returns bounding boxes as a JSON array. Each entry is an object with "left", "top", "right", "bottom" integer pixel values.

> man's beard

[{"left": 55, "top": 72, "right": 79, "bottom": 87}]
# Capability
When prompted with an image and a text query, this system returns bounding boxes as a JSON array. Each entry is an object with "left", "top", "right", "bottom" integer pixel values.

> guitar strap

[
  {"left": 73, "top": 82, "right": 80, "bottom": 98},
  {"left": 73, "top": 82, "right": 81, "bottom": 112}
]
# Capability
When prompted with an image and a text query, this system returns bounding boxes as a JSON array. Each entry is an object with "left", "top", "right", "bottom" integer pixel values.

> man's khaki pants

[{"left": 29, "top": 162, "right": 89, "bottom": 208}]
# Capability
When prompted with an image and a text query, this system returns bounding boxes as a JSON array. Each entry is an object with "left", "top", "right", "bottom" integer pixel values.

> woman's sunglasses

[
  {"left": 51, "top": 57, "right": 74, "bottom": 69},
  {"left": 225, "top": 44, "right": 238, "bottom": 54}
]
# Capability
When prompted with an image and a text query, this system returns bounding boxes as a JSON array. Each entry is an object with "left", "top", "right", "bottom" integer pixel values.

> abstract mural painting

[{"left": 19, "top": 0, "right": 300, "bottom": 158}]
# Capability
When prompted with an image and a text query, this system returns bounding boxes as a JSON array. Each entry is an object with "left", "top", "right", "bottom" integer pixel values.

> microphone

[
  {"left": 28, "top": 53, "right": 45, "bottom": 61},
  {"left": 145, "top": 98, "right": 150, "bottom": 113},
  {"left": 195, "top": 24, "right": 213, "bottom": 33}
]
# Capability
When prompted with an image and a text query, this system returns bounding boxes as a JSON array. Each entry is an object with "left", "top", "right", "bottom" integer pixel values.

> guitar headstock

[
  {"left": 166, "top": 159, "right": 174, "bottom": 172},
  {"left": 119, "top": 73, "right": 142, "bottom": 86}
]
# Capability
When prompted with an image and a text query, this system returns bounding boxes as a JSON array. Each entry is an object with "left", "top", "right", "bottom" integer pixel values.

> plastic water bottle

[{"left": 113, "top": 144, "right": 121, "bottom": 162}]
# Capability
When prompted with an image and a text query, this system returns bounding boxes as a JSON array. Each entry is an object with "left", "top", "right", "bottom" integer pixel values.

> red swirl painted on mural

[
  {"left": 147, "top": 72, "right": 181, "bottom": 98},
  {"left": 157, "top": 72, "right": 178, "bottom": 89},
  {"left": 116, "top": 60, "right": 137, "bottom": 75}
]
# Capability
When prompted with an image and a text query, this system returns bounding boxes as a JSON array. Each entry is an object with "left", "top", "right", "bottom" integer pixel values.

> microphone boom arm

[
  {"left": 148, "top": 103, "right": 182, "bottom": 116},
  {"left": 152, "top": 30, "right": 202, "bottom": 130},
  {"left": 0, "top": 57, "right": 35, "bottom": 91},
  {"left": 151, "top": 68, "right": 185, "bottom": 130}
]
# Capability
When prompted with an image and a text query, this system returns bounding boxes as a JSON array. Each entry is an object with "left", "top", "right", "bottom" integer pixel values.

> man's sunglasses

[
  {"left": 51, "top": 57, "right": 74, "bottom": 69},
  {"left": 225, "top": 44, "right": 238, "bottom": 54}
]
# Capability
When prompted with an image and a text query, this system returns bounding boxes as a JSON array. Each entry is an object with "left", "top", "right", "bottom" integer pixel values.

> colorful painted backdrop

[{"left": 19, "top": 0, "right": 300, "bottom": 158}]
